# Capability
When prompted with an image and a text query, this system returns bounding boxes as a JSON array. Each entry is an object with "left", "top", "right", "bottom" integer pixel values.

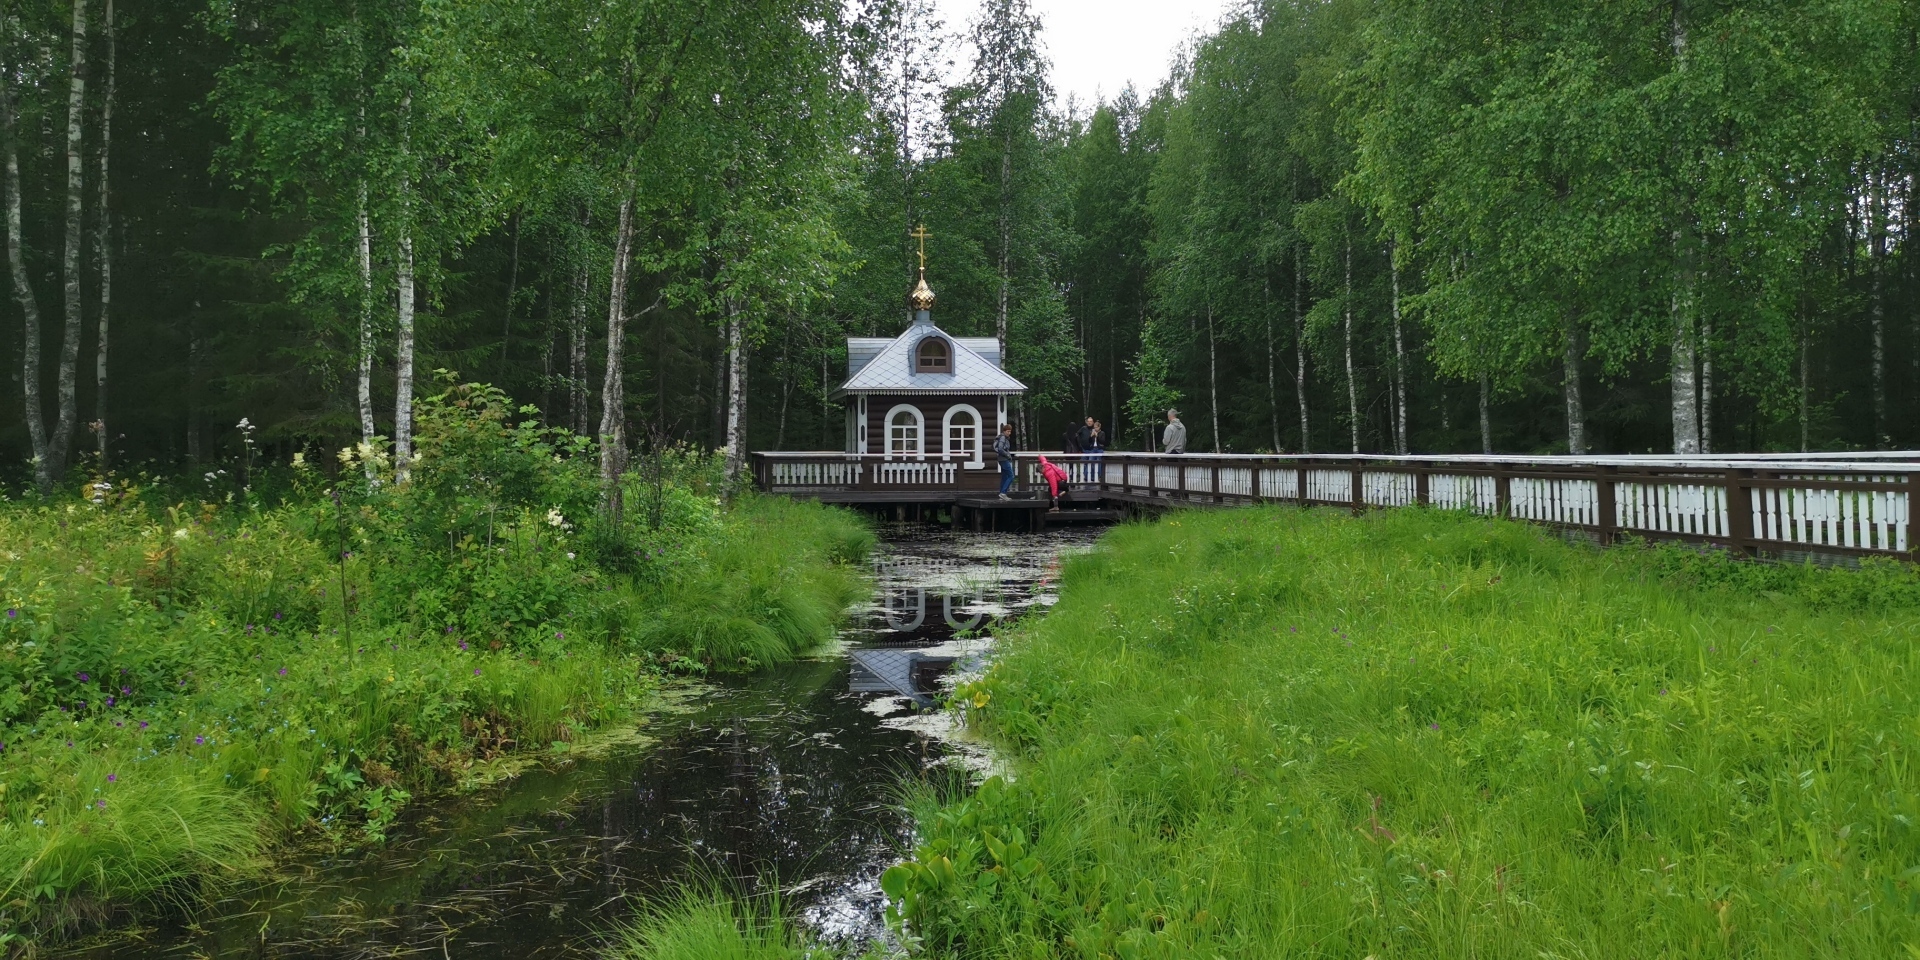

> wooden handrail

[{"left": 751, "top": 450, "right": 1918, "bottom": 562}]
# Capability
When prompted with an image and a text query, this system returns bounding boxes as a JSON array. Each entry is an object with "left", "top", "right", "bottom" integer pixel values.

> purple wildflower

[
  {"left": 1429, "top": 723, "right": 1440, "bottom": 730},
  {"left": 458, "top": 640, "right": 468, "bottom": 651},
  {"left": 474, "top": 668, "right": 482, "bottom": 676},
  {"left": 95, "top": 799, "right": 106, "bottom": 810},
  {"left": 120, "top": 685, "right": 129, "bottom": 695},
  {"left": 274, "top": 612, "right": 283, "bottom": 620},
  {"left": 5, "top": 609, "right": 15, "bottom": 619},
  {"left": 106, "top": 773, "right": 117, "bottom": 782},
  {"left": 138, "top": 721, "right": 148, "bottom": 729},
  {"left": 555, "top": 631, "right": 564, "bottom": 640},
  {"left": 77, "top": 671, "right": 90, "bottom": 681},
  {"left": 278, "top": 667, "right": 287, "bottom": 676},
  {"left": 194, "top": 736, "right": 206, "bottom": 745},
  {"left": 105, "top": 696, "right": 115, "bottom": 707}
]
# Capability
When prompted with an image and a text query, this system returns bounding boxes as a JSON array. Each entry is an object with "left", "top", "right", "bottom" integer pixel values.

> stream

[{"left": 62, "top": 526, "right": 1095, "bottom": 959}]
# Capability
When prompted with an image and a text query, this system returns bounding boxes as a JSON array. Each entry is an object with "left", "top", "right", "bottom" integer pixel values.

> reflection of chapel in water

[{"left": 834, "top": 227, "right": 1025, "bottom": 489}]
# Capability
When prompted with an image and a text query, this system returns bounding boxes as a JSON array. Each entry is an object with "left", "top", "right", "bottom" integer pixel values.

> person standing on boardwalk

[
  {"left": 1087, "top": 419, "right": 1108, "bottom": 482},
  {"left": 1061, "top": 420, "right": 1082, "bottom": 453},
  {"left": 1162, "top": 409, "right": 1187, "bottom": 454},
  {"left": 996, "top": 422, "right": 1016, "bottom": 499},
  {"left": 1076, "top": 417, "right": 1095, "bottom": 454}
]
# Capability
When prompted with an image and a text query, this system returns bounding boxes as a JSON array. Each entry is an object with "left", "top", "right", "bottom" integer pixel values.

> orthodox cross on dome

[
  {"left": 909, "top": 224, "right": 932, "bottom": 271},
  {"left": 907, "top": 224, "right": 937, "bottom": 313}
]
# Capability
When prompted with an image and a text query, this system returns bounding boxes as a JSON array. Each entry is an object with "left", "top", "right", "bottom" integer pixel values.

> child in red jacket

[{"left": 1036, "top": 455, "right": 1070, "bottom": 512}]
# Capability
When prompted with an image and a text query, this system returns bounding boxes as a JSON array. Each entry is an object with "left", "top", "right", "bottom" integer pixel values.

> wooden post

[
  {"left": 1177, "top": 459, "right": 1188, "bottom": 501},
  {"left": 1298, "top": 464, "right": 1309, "bottom": 507},
  {"left": 1596, "top": 465, "right": 1617, "bottom": 546},
  {"left": 1725, "top": 468, "right": 1755, "bottom": 556},
  {"left": 1495, "top": 469, "right": 1512, "bottom": 520},
  {"left": 1211, "top": 462, "right": 1223, "bottom": 504},
  {"left": 1350, "top": 460, "right": 1363, "bottom": 515},
  {"left": 1415, "top": 464, "right": 1429, "bottom": 507}
]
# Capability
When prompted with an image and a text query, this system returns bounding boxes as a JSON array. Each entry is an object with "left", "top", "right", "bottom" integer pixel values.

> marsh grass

[
  {"left": 893, "top": 507, "right": 1920, "bottom": 958},
  {"left": 0, "top": 386, "right": 871, "bottom": 939},
  {"left": 607, "top": 888, "right": 805, "bottom": 960}
]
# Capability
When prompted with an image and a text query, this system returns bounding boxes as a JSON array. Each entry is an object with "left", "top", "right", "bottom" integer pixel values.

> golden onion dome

[{"left": 908, "top": 269, "right": 937, "bottom": 312}]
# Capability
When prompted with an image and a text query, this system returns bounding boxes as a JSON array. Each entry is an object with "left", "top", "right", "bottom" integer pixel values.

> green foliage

[
  {"left": 0, "top": 384, "right": 869, "bottom": 939},
  {"left": 607, "top": 889, "right": 805, "bottom": 960},
  {"left": 899, "top": 508, "right": 1920, "bottom": 956}
]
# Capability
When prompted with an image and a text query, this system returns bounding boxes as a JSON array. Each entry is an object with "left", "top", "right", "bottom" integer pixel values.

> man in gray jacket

[{"left": 1162, "top": 409, "right": 1187, "bottom": 454}]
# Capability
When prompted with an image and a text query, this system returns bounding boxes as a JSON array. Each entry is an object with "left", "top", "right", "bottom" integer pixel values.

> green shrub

[{"left": 0, "top": 381, "right": 869, "bottom": 940}]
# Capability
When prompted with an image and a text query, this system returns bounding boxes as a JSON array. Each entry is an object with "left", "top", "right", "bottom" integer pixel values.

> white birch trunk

[
  {"left": 1562, "top": 315, "right": 1586, "bottom": 455},
  {"left": 1295, "top": 245, "right": 1308, "bottom": 453},
  {"left": 392, "top": 96, "right": 416, "bottom": 482},
  {"left": 1868, "top": 169, "right": 1887, "bottom": 449},
  {"left": 571, "top": 260, "right": 589, "bottom": 436},
  {"left": 1390, "top": 246, "right": 1407, "bottom": 455},
  {"left": 1670, "top": 230, "right": 1700, "bottom": 454},
  {"left": 93, "top": 0, "right": 113, "bottom": 466},
  {"left": 1343, "top": 232, "right": 1358, "bottom": 454},
  {"left": 997, "top": 145, "right": 1010, "bottom": 366},
  {"left": 356, "top": 184, "right": 376, "bottom": 477},
  {"left": 1206, "top": 304, "right": 1219, "bottom": 453},
  {"left": 723, "top": 299, "right": 749, "bottom": 489},
  {"left": 1265, "top": 278, "right": 1278, "bottom": 452},
  {"left": 1668, "top": 3, "right": 1700, "bottom": 455},
  {"left": 599, "top": 193, "right": 635, "bottom": 488},
  {"left": 2, "top": 75, "right": 52, "bottom": 491},
  {"left": 52, "top": 0, "right": 89, "bottom": 480},
  {"left": 1699, "top": 314, "right": 1714, "bottom": 454}
]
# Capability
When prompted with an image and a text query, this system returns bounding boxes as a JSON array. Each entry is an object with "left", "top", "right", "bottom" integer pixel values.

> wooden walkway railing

[{"left": 751, "top": 451, "right": 1919, "bottom": 562}]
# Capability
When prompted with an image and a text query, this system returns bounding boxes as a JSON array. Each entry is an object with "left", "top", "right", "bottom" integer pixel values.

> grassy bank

[
  {"left": 888, "top": 507, "right": 1920, "bottom": 957},
  {"left": 0, "top": 383, "right": 870, "bottom": 942}
]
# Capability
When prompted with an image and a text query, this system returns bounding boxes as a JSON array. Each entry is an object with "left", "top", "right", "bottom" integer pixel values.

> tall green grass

[
  {"left": 606, "top": 890, "right": 804, "bottom": 960},
  {"left": 0, "top": 388, "right": 871, "bottom": 939},
  {"left": 892, "top": 507, "right": 1920, "bottom": 958}
]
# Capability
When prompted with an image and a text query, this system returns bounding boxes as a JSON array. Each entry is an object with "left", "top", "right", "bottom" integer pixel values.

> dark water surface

[{"left": 62, "top": 527, "right": 1093, "bottom": 959}]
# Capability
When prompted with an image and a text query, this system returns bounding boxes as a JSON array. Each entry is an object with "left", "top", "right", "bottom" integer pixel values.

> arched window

[
  {"left": 943, "top": 404, "right": 982, "bottom": 464},
  {"left": 916, "top": 337, "right": 950, "bottom": 373},
  {"left": 886, "top": 405, "right": 923, "bottom": 456}
]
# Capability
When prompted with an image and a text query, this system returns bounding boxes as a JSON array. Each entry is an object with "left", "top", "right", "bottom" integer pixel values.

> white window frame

[
  {"left": 943, "top": 403, "right": 984, "bottom": 467},
  {"left": 884, "top": 403, "right": 924, "bottom": 459}
]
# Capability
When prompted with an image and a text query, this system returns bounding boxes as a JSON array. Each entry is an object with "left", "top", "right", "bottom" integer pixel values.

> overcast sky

[{"left": 937, "top": 0, "right": 1244, "bottom": 108}]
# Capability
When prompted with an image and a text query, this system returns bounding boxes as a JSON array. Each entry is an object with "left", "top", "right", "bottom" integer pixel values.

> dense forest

[{"left": 3, "top": 0, "right": 1917, "bottom": 494}]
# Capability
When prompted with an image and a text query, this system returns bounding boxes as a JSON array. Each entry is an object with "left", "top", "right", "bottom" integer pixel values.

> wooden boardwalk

[{"left": 752, "top": 450, "right": 1920, "bottom": 563}]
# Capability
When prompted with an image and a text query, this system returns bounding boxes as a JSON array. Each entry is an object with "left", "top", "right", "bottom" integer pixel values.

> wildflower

[
  {"left": 555, "top": 631, "right": 564, "bottom": 640},
  {"left": 106, "top": 773, "right": 116, "bottom": 782},
  {"left": 1429, "top": 723, "right": 1439, "bottom": 730},
  {"left": 546, "top": 507, "right": 569, "bottom": 529},
  {"left": 121, "top": 685, "right": 129, "bottom": 694},
  {"left": 106, "top": 696, "right": 115, "bottom": 707},
  {"left": 566, "top": 552, "right": 575, "bottom": 560},
  {"left": 291, "top": 451, "right": 308, "bottom": 469},
  {"left": 174, "top": 528, "right": 190, "bottom": 540},
  {"left": 77, "top": 671, "right": 90, "bottom": 681},
  {"left": 138, "top": 721, "right": 148, "bottom": 729},
  {"left": 4, "top": 609, "right": 14, "bottom": 619},
  {"left": 194, "top": 736, "right": 205, "bottom": 745},
  {"left": 278, "top": 667, "right": 287, "bottom": 676},
  {"left": 474, "top": 668, "right": 482, "bottom": 676},
  {"left": 274, "top": 611, "right": 283, "bottom": 621},
  {"left": 458, "top": 641, "right": 468, "bottom": 651}
]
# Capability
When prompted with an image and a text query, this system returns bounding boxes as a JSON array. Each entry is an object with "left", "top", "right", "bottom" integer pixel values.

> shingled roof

[{"left": 835, "top": 321, "right": 1026, "bottom": 397}]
